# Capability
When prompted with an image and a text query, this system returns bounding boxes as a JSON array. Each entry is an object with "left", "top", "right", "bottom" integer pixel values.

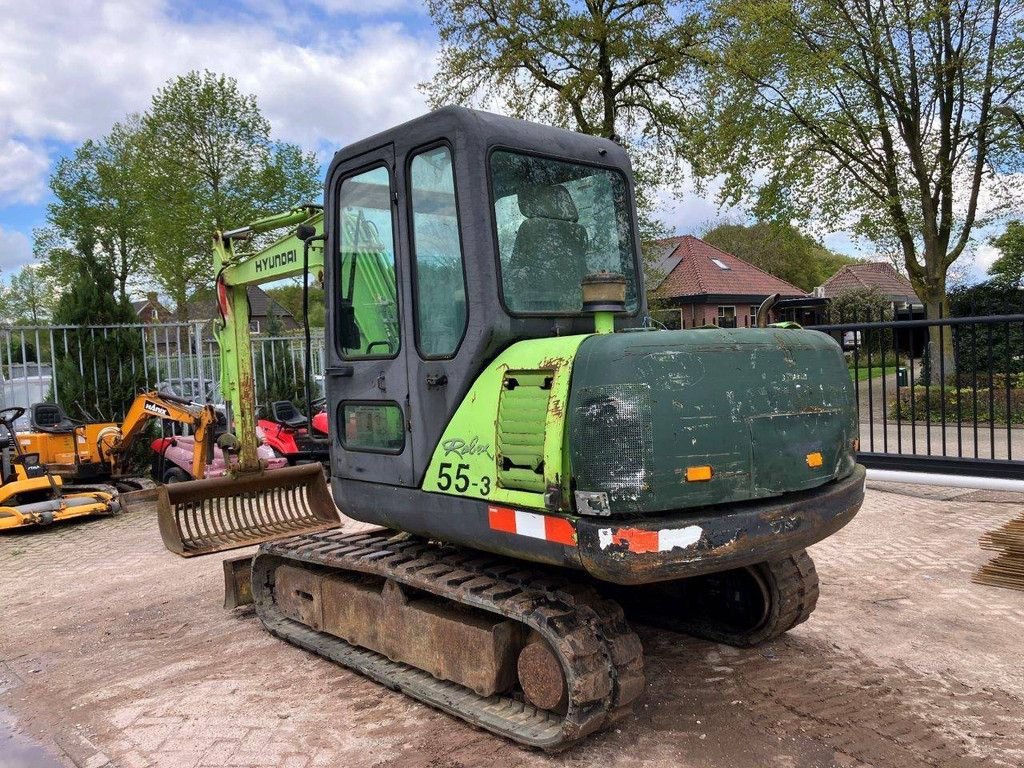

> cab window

[
  {"left": 490, "top": 151, "right": 639, "bottom": 314},
  {"left": 409, "top": 146, "right": 467, "bottom": 357},
  {"left": 336, "top": 166, "right": 400, "bottom": 359}
]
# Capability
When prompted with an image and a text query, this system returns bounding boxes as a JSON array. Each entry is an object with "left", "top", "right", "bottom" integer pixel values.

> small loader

[{"left": 0, "top": 406, "right": 118, "bottom": 531}]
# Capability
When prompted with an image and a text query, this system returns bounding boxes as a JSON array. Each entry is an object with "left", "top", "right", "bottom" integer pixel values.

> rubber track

[
  {"left": 624, "top": 550, "right": 819, "bottom": 648},
  {"left": 252, "top": 529, "right": 645, "bottom": 751}
]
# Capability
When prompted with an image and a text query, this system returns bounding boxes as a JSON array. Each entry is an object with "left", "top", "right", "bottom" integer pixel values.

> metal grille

[
  {"left": 157, "top": 464, "right": 339, "bottom": 556},
  {"left": 496, "top": 370, "right": 551, "bottom": 493},
  {"left": 570, "top": 383, "right": 652, "bottom": 512}
]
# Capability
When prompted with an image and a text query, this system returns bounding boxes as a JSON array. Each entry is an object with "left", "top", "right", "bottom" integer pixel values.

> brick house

[
  {"left": 818, "top": 260, "right": 926, "bottom": 355},
  {"left": 819, "top": 262, "right": 923, "bottom": 313},
  {"left": 186, "top": 286, "right": 299, "bottom": 335},
  {"left": 131, "top": 292, "right": 175, "bottom": 324},
  {"left": 649, "top": 235, "right": 807, "bottom": 328}
]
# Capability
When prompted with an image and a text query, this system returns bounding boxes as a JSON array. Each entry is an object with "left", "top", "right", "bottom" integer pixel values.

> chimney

[{"left": 147, "top": 291, "right": 158, "bottom": 305}]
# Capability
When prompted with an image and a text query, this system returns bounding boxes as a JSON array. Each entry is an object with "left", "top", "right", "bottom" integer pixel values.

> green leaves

[
  {"left": 701, "top": 221, "right": 858, "bottom": 291},
  {"left": 424, "top": 0, "right": 707, "bottom": 212},
  {"left": 990, "top": 220, "right": 1024, "bottom": 288},
  {"left": 34, "top": 70, "right": 321, "bottom": 320},
  {"left": 699, "top": 0, "right": 1024, "bottom": 311},
  {"left": 138, "top": 71, "right": 321, "bottom": 317}
]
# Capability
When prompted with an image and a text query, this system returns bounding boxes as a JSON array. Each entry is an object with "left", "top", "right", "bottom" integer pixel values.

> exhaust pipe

[{"left": 157, "top": 463, "right": 340, "bottom": 557}]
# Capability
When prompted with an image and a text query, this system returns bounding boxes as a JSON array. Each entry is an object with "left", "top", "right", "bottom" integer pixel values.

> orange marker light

[
  {"left": 806, "top": 452, "right": 823, "bottom": 468},
  {"left": 685, "top": 465, "right": 713, "bottom": 482}
]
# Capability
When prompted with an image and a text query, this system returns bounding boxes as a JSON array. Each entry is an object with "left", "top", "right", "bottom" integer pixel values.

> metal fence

[
  {"left": 806, "top": 313, "right": 1024, "bottom": 478},
  {"left": 0, "top": 322, "right": 326, "bottom": 425},
  {"left": 5, "top": 314, "right": 1021, "bottom": 478}
]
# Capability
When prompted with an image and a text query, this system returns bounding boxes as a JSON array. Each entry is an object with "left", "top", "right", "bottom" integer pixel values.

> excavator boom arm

[
  {"left": 112, "top": 393, "right": 218, "bottom": 479},
  {"left": 213, "top": 204, "right": 324, "bottom": 472}
]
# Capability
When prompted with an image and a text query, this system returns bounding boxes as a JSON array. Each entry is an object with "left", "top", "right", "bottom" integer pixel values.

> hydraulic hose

[{"left": 301, "top": 232, "right": 328, "bottom": 444}]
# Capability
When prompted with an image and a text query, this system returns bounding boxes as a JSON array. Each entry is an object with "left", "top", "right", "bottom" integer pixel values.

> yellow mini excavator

[
  {"left": 0, "top": 406, "right": 118, "bottom": 531},
  {"left": 15, "top": 391, "right": 221, "bottom": 484},
  {"left": 159, "top": 108, "right": 864, "bottom": 750}
]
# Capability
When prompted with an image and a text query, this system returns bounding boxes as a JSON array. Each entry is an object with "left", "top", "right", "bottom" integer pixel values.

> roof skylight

[{"left": 711, "top": 258, "right": 730, "bottom": 270}]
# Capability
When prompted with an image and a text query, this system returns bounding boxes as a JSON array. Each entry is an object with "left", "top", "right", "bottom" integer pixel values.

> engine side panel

[{"left": 420, "top": 334, "right": 590, "bottom": 511}]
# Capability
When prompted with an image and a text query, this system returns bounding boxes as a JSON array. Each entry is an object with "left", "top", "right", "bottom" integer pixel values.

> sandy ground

[{"left": 1, "top": 483, "right": 1022, "bottom": 768}]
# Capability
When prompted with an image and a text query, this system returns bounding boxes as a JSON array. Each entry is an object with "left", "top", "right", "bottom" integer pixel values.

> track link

[
  {"left": 252, "top": 529, "right": 644, "bottom": 751},
  {"left": 614, "top": 549, "right": 820, "bottom": 648},
  {"left": 726, "top": 549, "right": 820, "bottom": 647}
]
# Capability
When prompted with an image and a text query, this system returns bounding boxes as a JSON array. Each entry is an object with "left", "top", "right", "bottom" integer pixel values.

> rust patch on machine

[
  {"left": 277, "top": 566, "right": 528, "bottom": 697},
  {"left": 157, "top": 463, "right": 340, "bottom": 557},
  {"left": 222, "top": 555, "right": 254, "bottom": 609}
]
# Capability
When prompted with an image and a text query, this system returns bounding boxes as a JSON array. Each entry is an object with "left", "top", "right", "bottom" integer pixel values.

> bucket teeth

[{"left": 157, "top": 464, "right": 340, "bottom": 557}]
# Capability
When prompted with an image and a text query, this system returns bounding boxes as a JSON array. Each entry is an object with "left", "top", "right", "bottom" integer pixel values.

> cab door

[{"left": 324, "top": 144, "right": 414, "bottom": 486}]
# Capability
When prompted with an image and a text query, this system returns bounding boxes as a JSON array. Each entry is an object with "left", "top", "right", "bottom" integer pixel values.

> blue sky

[{"left": 0, "top": 0, "right": 1010, "bottom": 291}]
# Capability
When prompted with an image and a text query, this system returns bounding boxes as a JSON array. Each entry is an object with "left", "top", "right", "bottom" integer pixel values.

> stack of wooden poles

[{"left": 974, "top": 514, "right": 1024, "bottom": 591}]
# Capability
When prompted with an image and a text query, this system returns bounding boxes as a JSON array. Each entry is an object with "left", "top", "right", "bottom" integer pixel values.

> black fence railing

[{"left": 805, "top": 313, "right": 1024, "bottom": 478}]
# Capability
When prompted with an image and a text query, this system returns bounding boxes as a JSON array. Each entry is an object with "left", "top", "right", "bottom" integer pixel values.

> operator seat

[
  {"left": 270, "top": 401, "right": 308, "bottom": 429},
  {"left": 30, "top": 402, "right": 77, "bottom": 434},
  {"left": 509, "top": 184, "right": 589, "bottom": 311}
]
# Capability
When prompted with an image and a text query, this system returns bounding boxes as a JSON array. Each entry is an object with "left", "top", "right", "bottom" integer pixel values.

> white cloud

[
  {"left": 972, "top": 241, "right": 1001, "bottom": 273},
  {"left": 652, "top": 173, "right": 744, "bottom": 237},
  {"left": 0, "top": 0, "right": 435, "bottom": 198},
  {"left": 309, "top": 0, "right": 420, "bottom": 15},
  {"left": 0, "top": 137, "right": 49, "bottom": 205},
  {"left": 0, "top": 226, "right": 33, "bottom": 273}
]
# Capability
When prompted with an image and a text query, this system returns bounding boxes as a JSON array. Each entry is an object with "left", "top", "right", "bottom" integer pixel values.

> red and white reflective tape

[
  {"left": 597, "top": 525, "right": 703, "bottom": 554},
  {"left": 487, "top": 505, "right": 576, "bottom": 547}
]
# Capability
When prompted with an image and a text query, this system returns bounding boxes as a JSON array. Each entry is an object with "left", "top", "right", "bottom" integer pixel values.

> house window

[
  {"left": 151, "top": 307, "right": 158, "bottom": 321},
  {"left": 717, "top": 306, "right": 736, "bottom": 328},
  {"left": 711, "top": 258, "right": 730, "bottom": 270},
  {"left": 749, "top": 305, "right": 758, "bottom": 328},
  {"left": 249, "top": 320, "right": 260, "bottom": 334}
]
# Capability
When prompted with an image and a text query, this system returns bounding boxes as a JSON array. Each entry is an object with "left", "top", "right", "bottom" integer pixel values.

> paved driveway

[{"left": 1, "top": 485, "right": 1022, "bottom": 768}]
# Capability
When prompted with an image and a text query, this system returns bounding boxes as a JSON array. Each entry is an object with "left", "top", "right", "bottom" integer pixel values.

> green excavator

[{"left": 158, "top": 107, "right": 864, "bottom": 750}]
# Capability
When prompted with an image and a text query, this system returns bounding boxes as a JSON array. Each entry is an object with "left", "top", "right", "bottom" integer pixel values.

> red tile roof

[
  {"left": 651, "top": 235, "right": 807, "bottom": 299},
  {"left": 821, "top": 262, "right": 920, "bottom": 301}
]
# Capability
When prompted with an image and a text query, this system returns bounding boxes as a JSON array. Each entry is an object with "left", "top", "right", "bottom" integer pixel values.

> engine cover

[{"left": 567, "top": 327, "right": 858, "bottom": 516}]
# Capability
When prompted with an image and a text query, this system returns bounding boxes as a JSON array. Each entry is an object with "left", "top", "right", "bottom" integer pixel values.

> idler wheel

[{"left": 517, "top": 640, "right": 568, "bottom": 712}]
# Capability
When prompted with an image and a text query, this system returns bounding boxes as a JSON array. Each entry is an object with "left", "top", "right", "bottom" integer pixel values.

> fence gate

[{"left": 806, "top": 313, "right": 1024, "bottom": 478}]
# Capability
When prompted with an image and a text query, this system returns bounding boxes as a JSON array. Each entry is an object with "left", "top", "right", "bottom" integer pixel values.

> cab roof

[{"left": 331, "top": 106, "right": 633, "bottom": 177}]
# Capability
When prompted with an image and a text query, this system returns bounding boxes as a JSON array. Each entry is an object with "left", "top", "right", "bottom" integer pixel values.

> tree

[
  {"left": 827, "top": 286, "right": 893, "bottom": 355},
  {"left": 701, "top": 221, "right": 859, "bottom": 290},
  {"left": 948, "top": 280, "right": 1024, "bottom": 375},
  {"left": 264, "top": 284, "right": 326, "bottom": 328},
  {"left": 51, "top": 252, "right": 148, "bottom": 421},
  {"left": 41, "top": 116, "right": 150, "bottom": 303},
  {"left": 139, "top": 71, "right": 321, "bottom": 317},
  {"left": 989, "top": 219, "right": 1024, "bottom": 287},
  {"left": 700, "top": 0, "right": 1024, "bottom": 377},
  {"left": 424, "top": 0, "right": 706, "bottom": 224},
  {"left": 256, "top": 308, "right": 305, "bottom": 417},
  {"left": 0, "top": 266, "right": 55, "bottom": 325}
]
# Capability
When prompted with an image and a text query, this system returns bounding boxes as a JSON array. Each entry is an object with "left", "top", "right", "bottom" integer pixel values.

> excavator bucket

[{"left": 156, "top": 464, "right": 340, "bottom": 557}]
